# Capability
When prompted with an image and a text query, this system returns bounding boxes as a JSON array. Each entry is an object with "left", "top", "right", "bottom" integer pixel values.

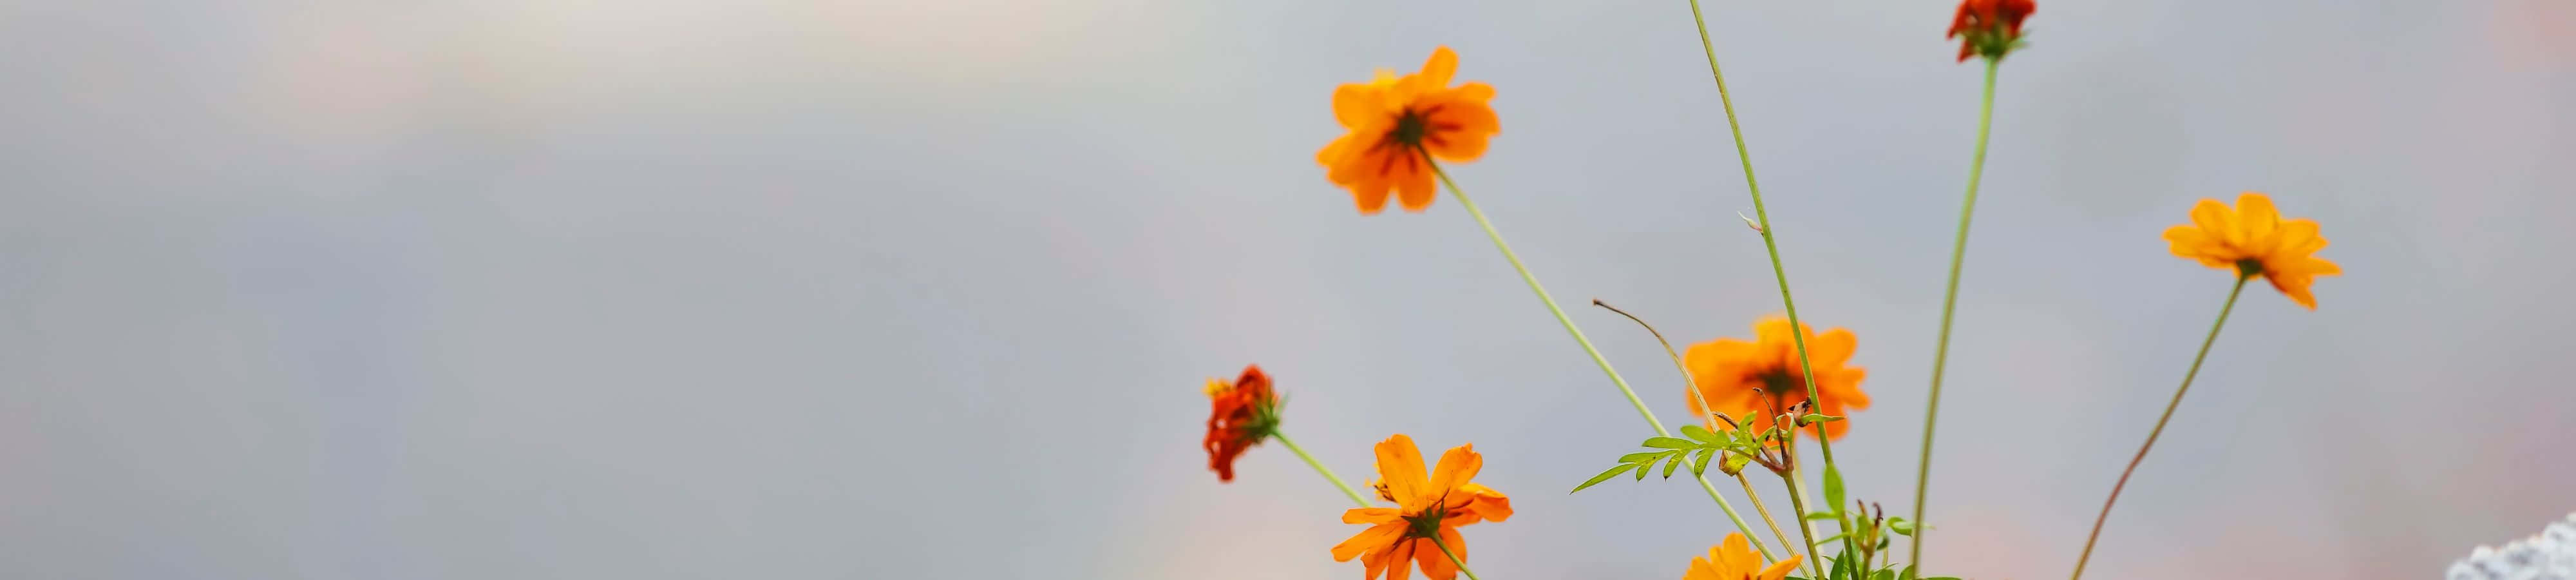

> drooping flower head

[
  {"left": 1202, "top": 365, "right": 1280, "bottom": 482},
  {"left": 1684, "top": 318, "right": 1871, "bottom": 440},
  {"left": 2161, "top": 192, "right": 2342, "bottom": 309},
  {"left": 1947, "top": 0, "right": 2036, "bottom": 62},
  {"left": 1334, "top": 434, "right": 1511, "bottom": 580},
  {"left": 1681, "top": 533, "right": 1803, "bottom": 580},
  {"left": 1316, "top": 46, "right": 1501, "bottom": 215}
]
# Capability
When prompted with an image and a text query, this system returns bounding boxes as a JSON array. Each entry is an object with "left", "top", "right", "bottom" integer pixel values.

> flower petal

[
  {"left": 1375, "top": 434, "right": 1429, "bottom": 508},
  {"left": 1333, "top": 84, "right": 1383, "bottom": 129},
  {"left": 1418, "top": 46, "right": 1458, "bottom": 90},
  {"left": 1344, "top": 507, "right": 1403, "bottom": 525},
  {"left": 1336, "top": 523, "right": 1406, "bottom": 562},
  {"left": 1427, "top": 443, "right": 1482, "bottom": 496}
]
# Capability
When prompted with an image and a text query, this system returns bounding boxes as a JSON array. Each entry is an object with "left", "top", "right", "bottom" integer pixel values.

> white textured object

[{"left": 2448, "top": 513, "right": 2576, "bottom": 580}]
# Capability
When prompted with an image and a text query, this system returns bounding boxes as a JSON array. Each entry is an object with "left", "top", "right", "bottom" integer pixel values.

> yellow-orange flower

[
  {"left": 1334, "top": 434, "right": 1510, "bottom": 580},
  {"left": 2162, "top": 192, "right": 2342, "bottom": 309},
  {"left": 1684, "top": 318, "right": 1871, "bottom": 440},
  {"left": 1681, "top": 533, "right": 1803, "bottom": 580},
  {"left": 1316, "top": 46, "right": 1501, "bottom": 215}
]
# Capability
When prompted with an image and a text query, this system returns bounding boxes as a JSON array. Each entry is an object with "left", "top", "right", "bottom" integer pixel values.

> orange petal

[
  {"left": 1810, "top": 328, "right": 1857, "bottom": 367},
  {"left": 1334, "top": 84, "right": 1384, "bottom": 129},
  {"left": 1374, "top": 434, "right": 1429, "bottom": 507},
  {"left": 1387, "top": 537, "right": 1417, "bottom": 580},
  {"left": 1363, "top": 545, "right": 1392, "bottom": 580},
  {"left": 1336, "top": 523, "right": 1406, "bottom": 562},
  {"left": 1394, "top": 160, "right": 1437, "bottom": 212},
  {"left": 2235, "top": 192, "right": 2280, "bottom": 246},
  {"left": 1461, "top": 483, "right": 1512, "bottom": 523},
  {"left": 1427, "top": 444, "right": 1482, "bottom": 495},
  {"left": 1418, "top": 46, "right": 1459, "bottom": 90},
  {"left": 1454, "top": 81, "right": 1495, "bottom": 103},
  {"left": 1344, "top": 507, "right": 1402, "bottom": 525},
  {"left": 1758, "top": 554, "right": 1805, "bottom": 580},
  {"left": 2275, "top": 218, "right": 2325, "bottom": 255},
  {"left": 1411, "top": 537, "right": 1454, "bottom": 580},
  {"left": 2188, "top": 198, "right": 2233, "bottom": 244}
]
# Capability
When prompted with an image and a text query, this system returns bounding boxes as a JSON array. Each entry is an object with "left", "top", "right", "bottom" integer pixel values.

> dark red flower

[
  {"left": 1947, "top": 0, "right": 2036, "bottom": 62},
  {"left": 1202, "top": 365, "right": 1281, "bottom": 482}
]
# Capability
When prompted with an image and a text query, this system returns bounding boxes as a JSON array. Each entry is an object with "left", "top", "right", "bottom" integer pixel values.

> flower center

[
  {"left": 2235, "top": 258, "right": 2265, "bottom": 278},
  {"left": 1401, "top": 508, "right": 1445, "bottom": 539},
  {"left": 1388, "top": 109, "right": 1431, "bottom": 149}
]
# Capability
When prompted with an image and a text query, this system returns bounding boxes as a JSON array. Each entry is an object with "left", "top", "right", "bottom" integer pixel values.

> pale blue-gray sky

[{"left": 3, "top": 0, "right": 2571, "bottom": 578}]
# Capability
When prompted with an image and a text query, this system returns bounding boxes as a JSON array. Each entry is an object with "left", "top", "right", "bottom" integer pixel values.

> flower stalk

[
  {"left": 1911, "top": 55, "right": 2003, "bottom": 570},
  {"left": 1428, "top": 160, "right": 1776, "bottom": 557},
  {"left": 1275, "top": 430, "right": 1372, "bottom": 508},
  {"left": 2068, "top": 275, "right": 2252, "bottom": 580}
]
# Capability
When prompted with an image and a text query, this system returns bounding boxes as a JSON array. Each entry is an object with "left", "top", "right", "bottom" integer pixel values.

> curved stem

[
  {"left": 1427, "top": 162, "right": 1776, "bottom": 558},
  {"left": 1274, "top": 430, "right": 1371, "bottom": 508},
  {"left": 1911, "top": 57, "right": 2003, "bottom": 570},
  {"left": 2068, "top": 277, "right": 2251, "bottom": 580},
  {"left": 1431, "top": 532, "right": 1484, "bottom": 580},
  {"left": 1595, "top": 299, "right": 1783, "bottom": 561},
  {"left": 1428, "top": 162, "right": 1664, "bottom": 436}
]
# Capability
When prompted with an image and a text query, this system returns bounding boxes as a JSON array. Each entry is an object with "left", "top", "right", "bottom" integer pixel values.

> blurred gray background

[{"left": 3, "top": 0, "right": 2570, "bottom": 578}]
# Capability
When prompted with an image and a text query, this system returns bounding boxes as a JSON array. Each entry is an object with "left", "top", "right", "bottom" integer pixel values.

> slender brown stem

[
  {"left": 1593, "top": 298, "right": 1782, "bottom": 561},
  {"left": 2068, "top": 276, "right": 2251, "bottom": 580}
]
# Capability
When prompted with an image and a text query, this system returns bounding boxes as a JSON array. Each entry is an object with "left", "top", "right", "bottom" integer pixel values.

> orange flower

[
  {"left": 1202, "top": 365, "right": 1280, "bottom": 482},
  {"left": 2161, "top": 192, "right": 2342, "bottom": 309},
  {"left": 1316, "top": 46, "right": 1501, "bottom": 215},
  {"left": 1947, "top": 0, "right": 2035, "bottom": 62},
  {"left": 1334, "top": 434, "right": 1510, "bottom": 580},
  {"left": 1683, "top": 318, "right": 1871, "bottom": 440},
  {"left": 1681, "top": 533, "right": 1803, "bottom": 580}
]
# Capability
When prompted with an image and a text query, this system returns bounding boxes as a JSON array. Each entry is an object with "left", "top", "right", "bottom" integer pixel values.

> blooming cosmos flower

[
  {"left": 1202, "top": 365, "right": 1280, "bottom": 482},
  {"left": 1316, "top": 46, "right": 1501, "bottom": 215},
  {"left": 1684, "top": 318, "right": 1871, "bottom": 440},
  {"left": 1946, "top": 0, "right": 2035, "bottom": 62},
  {"left": 1334, "top": 434, "right": 1510, "bottom": 580},
  {"left": 1681, "top": 533, "right": 1803, "bottom": 580},
  {"left": 2161, "top": 192, "right": 2342, "bottom": 309}
]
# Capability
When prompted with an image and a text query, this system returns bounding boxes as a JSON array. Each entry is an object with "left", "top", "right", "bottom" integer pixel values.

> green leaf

[
  {"left": 1818, "top": 532, "right": 1848, "bottom": 545},
  {"left": 1822, "top": 465, "right": 1848, "bottom": 516},
  {"left": 1680, "top": 424, "right": 1723, "bottom": 443},
  {"left": 1570, "top": 463, "right": 1635, "bottom": 494},
  {"left": 1897, "top": 565, "right": 1915, "bottom": 580},
  {"left": 1800, "top": 413, "right": 1843, "bottom": 424},
  {"left": 1888, "top": 517, "right": 1914, "bottom": 536},
  {"left": 1618, "top": 451, "right": 1666, "bottom": 463},
  {"left": 1662, "top": 452, "right": 1683, "bottom": 478},
  {"left": 1642, "top": 437, "right": 1696, "bottom": 449},
  {"left": 1691, "top": 449, "right": 1715, "bottom": 475},
  {"left": 1634, "top": 461, "right": 1653, "bottom": 481},
  {"left": 1804, "top": 511, "right": 1838, "bottom": 521},
  {"left": 1869, "top": 569, "right": 1894, "bottom": 580}
]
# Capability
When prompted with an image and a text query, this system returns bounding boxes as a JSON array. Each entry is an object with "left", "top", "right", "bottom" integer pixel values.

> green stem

[
  {"left": 1911, "top": 57, "right": 2002, "bottom": 571},
  {"left": 1431, "top": 532, "right": 1485, "bottom": 580},
  {"left": 1274, "top": 430, "right": 1371, "bottom": 508},
  {"left": 2067, "top": 276, "right": 2251, "bottom": 580},
  {"left": 1737, "top": 472, "right": 1800, "bottom": 564},
  {"left": 1426, "top": 161, "right": 1775, "bottom": 559},
  {"left": 1596, "top": 300, "right": 1783, "bottom": 561},
  {"left": 1685, "top": 0, "right": 1836, "bottom": 476},
  {"left": 1779, "top": 467, "right": 1828, "bottom": 580}
]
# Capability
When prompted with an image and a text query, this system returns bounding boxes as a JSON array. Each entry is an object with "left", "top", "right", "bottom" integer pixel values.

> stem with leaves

[
  {"left": 1426, "top": 160, "right": 1774, "bottom": 558},
  {"left": 1596, "top": 299, "right": 1793, "bottom": 561}
]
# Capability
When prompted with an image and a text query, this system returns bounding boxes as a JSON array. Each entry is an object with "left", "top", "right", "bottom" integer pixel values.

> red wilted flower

[
  {"left": 1947, "top": 0, "right": 2035, "bottom": 62},
  {"left": 1202, "top": 365, "right": 1281, "bottom": 481}
]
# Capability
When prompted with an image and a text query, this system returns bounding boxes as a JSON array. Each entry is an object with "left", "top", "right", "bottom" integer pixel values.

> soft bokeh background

[{"left": 3, "top": 0, "right": 2570, "bottom": 577}]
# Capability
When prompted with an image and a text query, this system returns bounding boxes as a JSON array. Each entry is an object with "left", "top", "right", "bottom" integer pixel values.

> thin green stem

[
  {"left": 1684, "top": 0, "right": 1836, "bottom": 475},
  {"left": 1429, "top": 161, "right": 1774, "bottom": 559},
  {"left": 1679, "top": 4, "right": 1853, "bottom": 563},
  {"left": 2067, "top": 276, "right": 2251, "bottom": 580},
  {"left": 1911, "top": 57, "right": 2003, "bottom": 571},
  {"left": 1274, "top": 430, "right": 1371, "bottom": 508},
  {"left": 1431, "top": 532, "right": 1484, "bottom": 580},
  {"left": 1736, "top": 472, "right": 1799, "bottom": 562},
  {"left": 1779, "top": 467, "right": 1828, "bottom": 580},
  {"left": 1427, "top": 162, "right": 1663, "bottom": 435}
]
